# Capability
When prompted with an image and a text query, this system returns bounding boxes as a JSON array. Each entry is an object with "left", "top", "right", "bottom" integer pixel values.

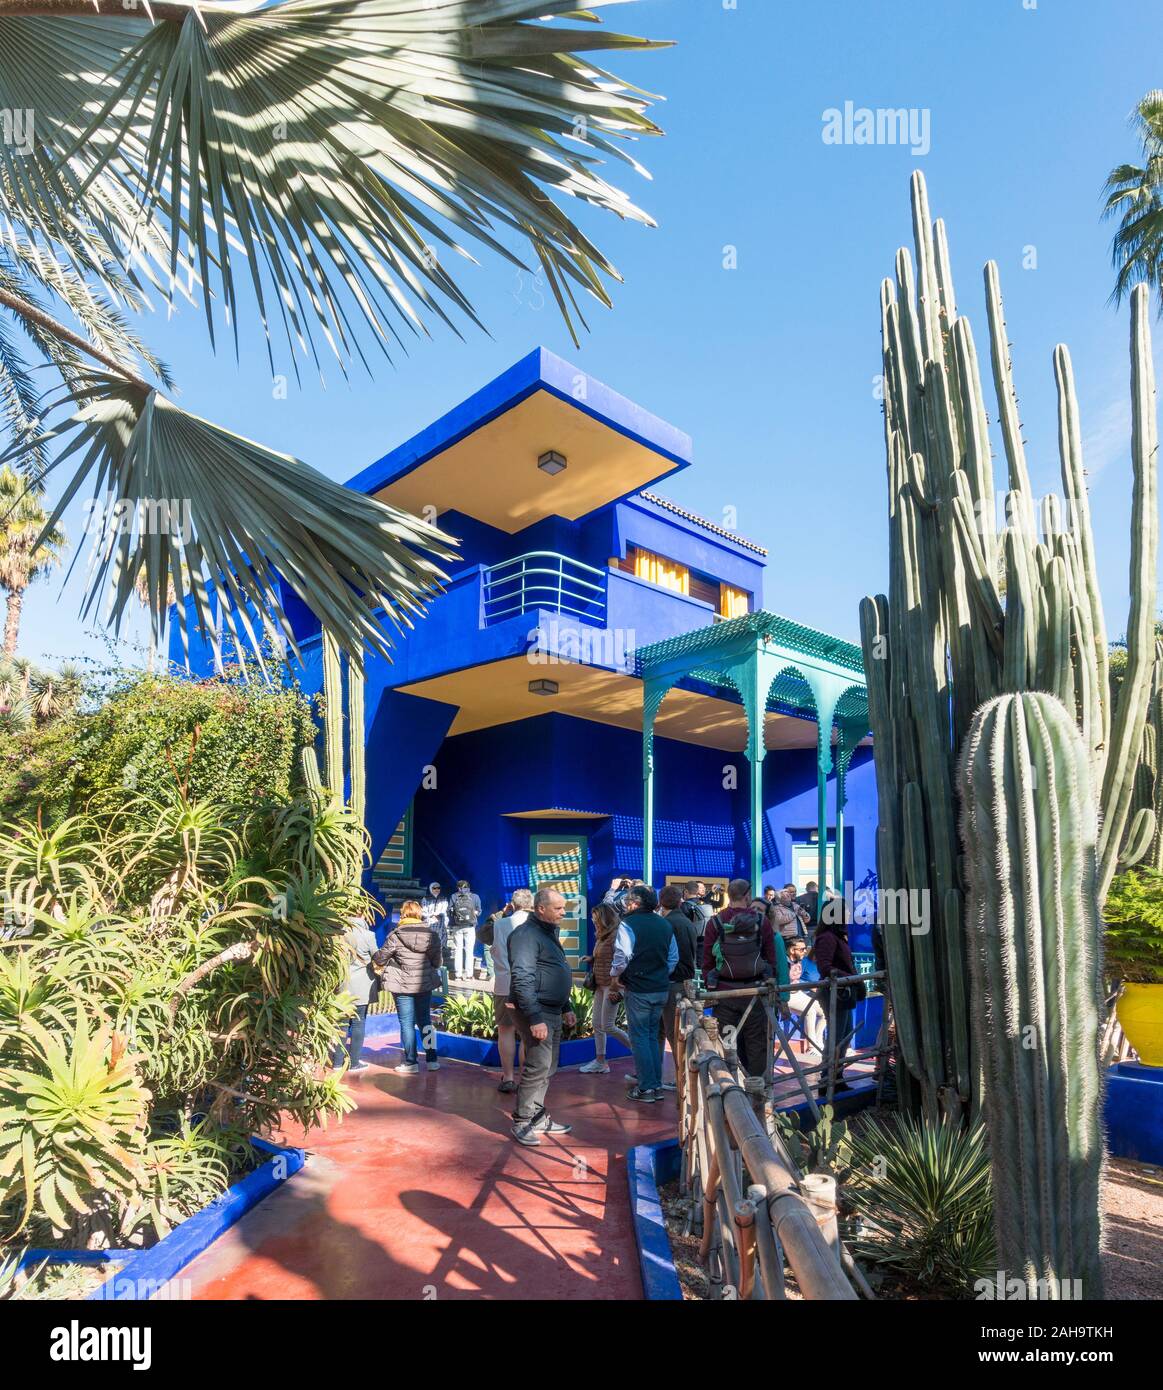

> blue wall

[{"left": 406, "top": 711, "right": 877, "bottom": 949}]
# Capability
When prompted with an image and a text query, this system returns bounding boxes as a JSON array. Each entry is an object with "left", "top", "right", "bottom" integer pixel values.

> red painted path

[{"left": 184, "top": 1047, "right": 674, "bottom": 1301}]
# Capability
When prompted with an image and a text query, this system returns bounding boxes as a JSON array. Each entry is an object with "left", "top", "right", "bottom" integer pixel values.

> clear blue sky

[{"left": 22, "top": 0, "right": 1163, "bottom": 668}]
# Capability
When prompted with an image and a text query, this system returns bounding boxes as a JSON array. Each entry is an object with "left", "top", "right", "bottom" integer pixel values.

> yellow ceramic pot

[{"left": 1117, "top": 983, "right": 1163, "bottom": 1067}]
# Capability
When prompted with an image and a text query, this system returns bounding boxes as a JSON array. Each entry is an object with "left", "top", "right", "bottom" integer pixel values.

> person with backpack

[
  {"left": 701, "top": 879, "right": 789, "bottom": 1078},
  {"left": 447, "top": 879, "right": 481, "bottom": 981},
  {"left": 380, "top": 900, "right": 443, "bottom": 1075}
]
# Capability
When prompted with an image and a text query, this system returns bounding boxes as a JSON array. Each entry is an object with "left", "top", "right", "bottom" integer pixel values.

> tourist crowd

[{"left": 330, "top": 874, "right": 864, "bottom": 1149}]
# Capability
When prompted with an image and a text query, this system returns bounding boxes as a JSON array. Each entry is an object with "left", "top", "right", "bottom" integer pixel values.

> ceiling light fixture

[
  {"left": 528, "top": 679, "right": 559, "bottom": 696},
  {"left": 537, "top": 449, "right": 567, "bottom": 476}
]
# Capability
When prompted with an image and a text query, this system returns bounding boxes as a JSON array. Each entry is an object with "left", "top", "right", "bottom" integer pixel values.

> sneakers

[
  {"left": 578, "top": 1059, "right": 610, "bottom": 1074},
  {"left": 426, "top": 1059, "right": 440, "bottom": 1071},
  {"left": 511, "top": 1118, "right": 542, "bottom": 1147},
  {"left": 347, "top": 1062, "right": 370, "bottom": 1075},
  {"left": 394, "top": 1061, "right": 420, "bottom": 1074},
  {"left": 661, "top": 1080, "right": 677, "bottom": 1092},
  {"left": 532, "top": 1114, "right": 572, "bottom": 1135},
  {"left": 625, "top": 1073, "right": 638, "bottom": 1085},
  {"left": 626, "top": 1086, "right": 661, "bottom": 1103},
  {"left": 497, "top": 1078, "right": 518, "bottom": 1094}
]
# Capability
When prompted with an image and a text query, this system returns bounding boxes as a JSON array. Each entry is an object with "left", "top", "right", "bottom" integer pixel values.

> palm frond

[
  {"left": 15, "top": 0, "right": 667, "bottom": 359},
  {"left": 1105, "top": 91, "right": 1163, "bottom": 309},
  {"left": 16, "top": 372, "right": 456, "bottom": 668}
]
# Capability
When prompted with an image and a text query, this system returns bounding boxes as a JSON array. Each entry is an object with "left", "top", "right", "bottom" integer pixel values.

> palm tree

[
  {"left": 1105, "top": 90, "right": 1163, "bottom": 306},
  {"left": 0, "top": 468, "right": 64, "bottom": 658},
  {"left": 0, "top": 0, "right": 668, "bottom": 670}
]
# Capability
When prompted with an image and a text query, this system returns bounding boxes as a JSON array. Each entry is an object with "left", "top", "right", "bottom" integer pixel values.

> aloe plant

[
  {"left": 0, "top": 773, "right": 372, "bottom": 1246},
  {"left": 862, "top": 173, "right": 1160, "bottom": 1120}
]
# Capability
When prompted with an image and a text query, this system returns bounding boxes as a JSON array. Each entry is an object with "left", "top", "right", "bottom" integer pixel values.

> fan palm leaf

[
  {"left": 1105, "top": 90, "right": 1163, "bottom": 307},
  {"left": 0, "top": 0, "right": 667, "bottom": 663},
  {"left": 15, "top": 0, "right": 666, "bottom": 362}
]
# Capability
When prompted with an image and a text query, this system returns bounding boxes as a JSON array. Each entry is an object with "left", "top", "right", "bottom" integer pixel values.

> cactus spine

[
  {"left": 864, "top": 173, "right": 1159, "bottom": 1122},
  {"left": 959, "top": 693, "right": 1104, "bottom": 1299}
]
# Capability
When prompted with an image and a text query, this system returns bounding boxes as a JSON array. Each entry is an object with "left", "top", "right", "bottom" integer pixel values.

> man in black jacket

[{"left": 507, "top": 887, "right": 577, "bottom": 1147}]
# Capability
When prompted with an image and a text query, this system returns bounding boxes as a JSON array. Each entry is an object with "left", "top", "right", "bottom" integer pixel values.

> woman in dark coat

[{"left": 381, "top": 899, "right": 442, "bottom": 1075}]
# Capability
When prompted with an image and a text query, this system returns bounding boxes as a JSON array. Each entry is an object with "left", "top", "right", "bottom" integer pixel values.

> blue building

[{"left": 182, "top": 348, "right": 877, "bottom": 964}]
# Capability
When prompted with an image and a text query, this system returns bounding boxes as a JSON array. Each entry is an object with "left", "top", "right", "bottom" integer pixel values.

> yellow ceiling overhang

[
  {"left": 372, "top": 390, "right": 683, "bottom": 533},
  {"left": 398, "top": 656, "right": 827, "bottom": 752},
  {"left": 502, "top": 808, "right": 612, "bottom": 820}
]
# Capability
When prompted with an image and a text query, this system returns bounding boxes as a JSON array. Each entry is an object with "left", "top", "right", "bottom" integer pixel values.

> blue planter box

[
  {"left": 19, "top": 1137, "right": 304, "bottom": 1301},
  {"left": 1105, "top": 1060, "right": 1163, "bottom": 1166},
  {"left": 627, "top": 1139, "right": 684, "bottom": 1301},
  {"left": 363, "top": 1009, "right": 631, "bottom": 1067}
]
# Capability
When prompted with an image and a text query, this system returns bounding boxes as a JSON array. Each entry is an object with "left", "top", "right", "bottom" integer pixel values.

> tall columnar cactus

[
  {"left": 321, "top": 629, "right": 344, "bottom": 801},
  {"left": 862, "top": 172, "right": 1160, "bottom": 1120},
  {"left": 347, "top": 662, "right": 366, "bottom": 831},
  {"left": 959, "top": 693, "right": 1104, "bottom": 1299}
]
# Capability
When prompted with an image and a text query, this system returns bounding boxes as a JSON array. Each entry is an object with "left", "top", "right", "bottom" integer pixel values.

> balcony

[{"left": 482, "top": 552, "right": 607, "bottom": 627}]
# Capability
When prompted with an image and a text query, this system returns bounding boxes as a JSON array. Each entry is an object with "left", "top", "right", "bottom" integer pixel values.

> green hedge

[{"left": 0, "top": 672, "right": 317, "bottom": 824}]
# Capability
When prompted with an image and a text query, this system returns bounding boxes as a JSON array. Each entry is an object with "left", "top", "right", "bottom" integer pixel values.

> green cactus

[
  {"left": 321, "top": 629, "right": 344, "bottom": 802},
  {"left": 300, "top": 745, "right": 323, "bottom": 793},
  {"left": 958, "top": 692, "right": 1104, "bottom": 1299},
  {"left": 864, "top": 173, "right": 1160, "bottom": 1123},
  {"left": 348, "top": 661, "right": 366, "bottom": 831}
]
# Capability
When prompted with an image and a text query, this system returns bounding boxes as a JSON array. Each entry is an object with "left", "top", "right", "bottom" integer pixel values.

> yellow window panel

[{"left": 633, "top": 547, "right": 690, "bottom": 595}]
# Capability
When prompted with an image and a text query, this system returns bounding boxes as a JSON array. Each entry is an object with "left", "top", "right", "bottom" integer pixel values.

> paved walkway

[{"left": 184, "top": 1045, "right": 673, "bottom": 1301}]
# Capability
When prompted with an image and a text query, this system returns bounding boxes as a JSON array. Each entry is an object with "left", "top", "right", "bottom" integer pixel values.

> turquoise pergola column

[
  {"left": 812, "top": 690, "right": 839, "bottom": 900},
  {"left": 642, "top": 679, "right": 670, "bottom": 882},
  {"left": 635, "top": 612, "right": 869, "bottom": 898}
]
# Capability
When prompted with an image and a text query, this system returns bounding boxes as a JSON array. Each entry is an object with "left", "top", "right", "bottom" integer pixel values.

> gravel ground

[
  {"left": 662, "top": 1156, "right": 1163, "bottom": 1301},
  {"left": 1102, "top": 1158, "right": 1163, "bottom": 1300}
]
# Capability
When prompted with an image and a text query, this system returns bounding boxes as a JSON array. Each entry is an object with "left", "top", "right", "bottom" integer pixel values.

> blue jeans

[
  {"left": 332, "top": 1004, "right": 368, "bottom": 1068},
  {"left": 626, "top": 989, "right": 668, "bottom": 1092},
  {"left": 397, "top": 992, "right": 436, "bottom": 1065}
]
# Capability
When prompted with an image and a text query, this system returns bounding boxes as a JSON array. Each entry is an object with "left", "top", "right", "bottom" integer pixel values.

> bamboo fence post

[{"left": 734, "top": 1197, "right": 757, "bottom": 1299}]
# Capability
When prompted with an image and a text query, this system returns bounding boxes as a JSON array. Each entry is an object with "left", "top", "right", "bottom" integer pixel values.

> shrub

[
  {"left": 0, "top": 669, "right": 316, "bottom": 827},
  {"left": 1104, "top": 868, "right": 1163, "bottom": 983},
  {"left": 435, "top": 986, "right": 595, "bottom": 1039}
]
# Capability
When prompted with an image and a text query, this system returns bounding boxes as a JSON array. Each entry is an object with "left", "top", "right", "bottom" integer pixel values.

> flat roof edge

[{"left": 346, "top": 347, "right": 693, "bottom": 498}]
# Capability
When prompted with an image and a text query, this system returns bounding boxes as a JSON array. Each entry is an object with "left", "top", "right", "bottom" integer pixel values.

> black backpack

[
  {"left": 712, "top": 910, "right": 769, "bottom": 982},
  {"left": 680, "top": 898, "right": 703, "bottom": 927},
  {"left": 450, "top": 891, "right": 476, "bottom": 926}
]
